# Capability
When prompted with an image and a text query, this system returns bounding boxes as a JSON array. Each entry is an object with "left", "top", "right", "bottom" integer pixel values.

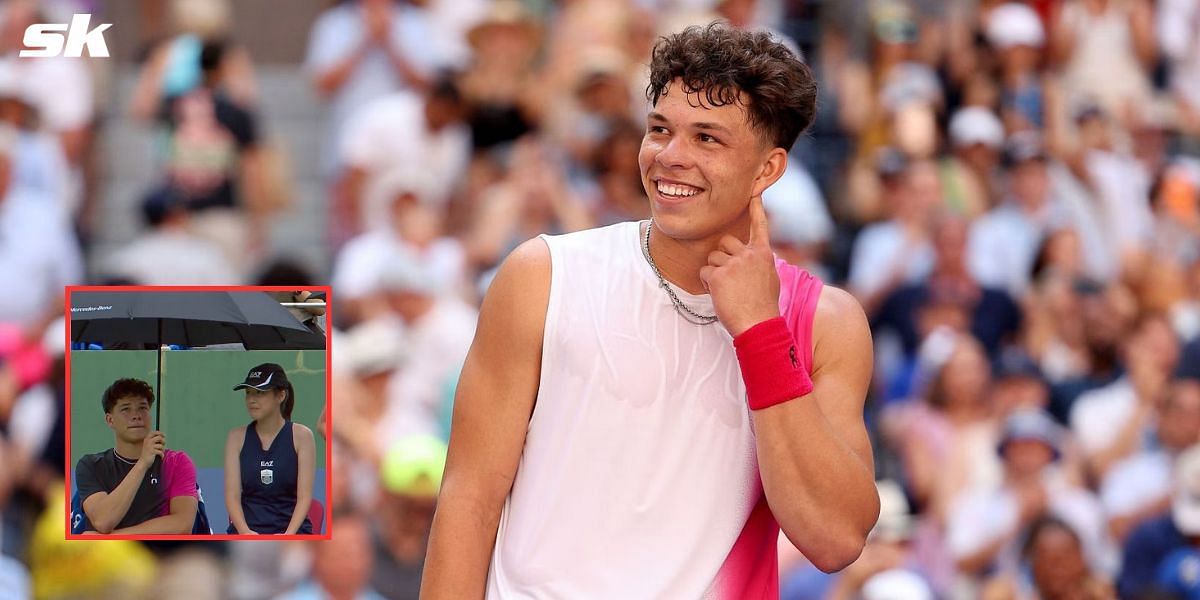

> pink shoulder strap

[{"left": 775, "top": 258, "right": 823, "bottom": 371}]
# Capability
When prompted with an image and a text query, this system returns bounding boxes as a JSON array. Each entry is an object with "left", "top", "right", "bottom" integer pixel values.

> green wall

[{"left": 70, "top": 350, "right": 327, "bottom": 469}]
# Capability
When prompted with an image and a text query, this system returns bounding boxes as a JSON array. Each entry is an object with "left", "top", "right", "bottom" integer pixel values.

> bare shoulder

[
  {"left": 812, "top": 284, "right": 873, "bottom": 371},
  {"left": 478, "top": 237, "right": 551, "bottom": 336},
  {"left": 292, "top": 423, "right": 315, "bottom": 444},
  {"left": 226, "top": 426, "right": 246, "bottom": 446},
  {"left": 491, "top": 238, "right": 551, "bottom": 291}
]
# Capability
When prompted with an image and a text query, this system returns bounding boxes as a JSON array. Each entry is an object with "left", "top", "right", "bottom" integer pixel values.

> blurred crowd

[{"left": 0, "top": 0, "right": 1198, "bottom": 597}]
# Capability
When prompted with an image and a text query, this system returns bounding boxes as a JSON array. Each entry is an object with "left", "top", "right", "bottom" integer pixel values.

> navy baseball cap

[
  {"left": 998, "top": 409, "right": 1062, "bottom": 461},
  {"left": 233, "top": 363, "right": 289, "bottom": 391}
]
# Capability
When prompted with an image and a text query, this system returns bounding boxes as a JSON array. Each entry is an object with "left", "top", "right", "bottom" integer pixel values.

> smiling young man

[
  {"left": 423, "top": 23, "right": 879, "bottom": 598},
  {"left": 74, "top": 378, "right": 198, "bottom": 535}
]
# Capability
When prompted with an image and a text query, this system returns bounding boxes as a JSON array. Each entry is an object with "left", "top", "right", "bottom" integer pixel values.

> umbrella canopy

[{"left": 70, "top": 291, "right": 325, "bottom": 350}]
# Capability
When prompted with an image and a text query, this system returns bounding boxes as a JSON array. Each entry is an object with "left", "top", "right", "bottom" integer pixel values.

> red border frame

[{"left": 63, "top": 285, "right": 334, "bottom": 541}]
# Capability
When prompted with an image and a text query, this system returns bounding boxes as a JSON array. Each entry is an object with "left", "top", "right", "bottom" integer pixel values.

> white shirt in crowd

[
  {"left": 1158, "top": 0, "right": 1200, "bottom": 112},
  {"left": 847, "top": 221, "right": 935, "bottom": 299},
  {"left": 376, "top": 296, "right": 478, "bottom": 445},
  {"left": 0, "top": 56, "right": 93, "bottom": 217},
  {"left": 947, "top": 469, "right": 1114, "bottom": 576},
  {"left": 102, "top": 229, "right": 240, "bottom": 285},
  {"left": 0, "top": 189, "right": 82, "bottom": 329},
  {"left": 332, "top": 231, "right": 467, "bottom": 301},
  {"left": 1086, "top": 149, "right": 1155, "bottom": 256},
  {"left": 1070, "top": 378, "right": 1141, "bottom": 458},
  {"left": 305, "top": 2, "right": 447, "bottom": 170},
  {"left": 967, "top": 200, "right": 1069, "bottom": 297},
  {"left": 338, "top": 91, "right": 470, "bottom": 231},
  {"left": 1101, "top": 449, "right": 1173, "bottom": 518}
]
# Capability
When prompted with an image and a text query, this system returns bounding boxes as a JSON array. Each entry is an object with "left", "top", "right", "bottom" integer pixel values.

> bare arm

[
  {"left": 224, "top": 428, "right": 254, "bottom": 534},
  {"left": 1049, "top": 2, "right": 1079, "bottom": 67},
  {"left": 421, "top": 238, "right": 550, "bottom": 597},
  {"left": 285, "top": 424, "right": 316, "bottom": 535},
  {"left": 128, "top": 44, "right": 170, "bottom": 121},
  {"left": 335, "top": 165, "right": 368, "bottom": 234},
  {"left": 699, "top": 195, "right": 878, "bottom": 572},
  {"left": 82, "top": 467, "right": 145, "bottom": 533},
  {"left": 1128, "top": 0, "right": 1157, "bottom": 69},
  {"left": 111, "top": 495, "right": 197, "bottom": 535},
  {"left": 754, "top": 287, "right": 879, "bottom": 572}
]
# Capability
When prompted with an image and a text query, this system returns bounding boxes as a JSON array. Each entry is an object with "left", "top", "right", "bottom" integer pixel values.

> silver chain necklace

[{"left": 641, "top": 219, "right": 719, "bottom": 325}]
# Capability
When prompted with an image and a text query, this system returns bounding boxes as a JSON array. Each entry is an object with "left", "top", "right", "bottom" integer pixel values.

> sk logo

[{"left": 261, "top": 469, "right": 274, "bottom": 485}]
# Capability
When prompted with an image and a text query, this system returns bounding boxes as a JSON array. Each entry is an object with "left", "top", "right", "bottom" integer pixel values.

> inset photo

[{"left": 65, "top": 287, "right": 331, "bottom": 540}]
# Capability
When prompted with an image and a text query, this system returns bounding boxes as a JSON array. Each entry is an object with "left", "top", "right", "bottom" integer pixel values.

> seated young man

[{"left": 75, "top": 378, "right": 198, "bottom": 534}]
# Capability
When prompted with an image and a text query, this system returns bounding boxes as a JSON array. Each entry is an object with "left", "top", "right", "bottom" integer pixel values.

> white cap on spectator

[
  {"left": 861, "top": 569, "right": 933, "bottom": 600},
  {"left": 0, "top": 59, "right": 36, "bottom": 107},
  {"left": 377, "top": 168, "right": 440, "bottom": 207},
  {"left": 1173, "top": 445, "right": 1200, "bottom": 534},
  {"left": 339, "top": 319, "right": 406, "bottom": 377},
  {"left": 949, "top": 107, "right": 1004, "bottom": 149},
  {"left": 380, "top": 249, "right": 442, "bottom": 296},
  {"left": 986, "top": 3, "right": 1045, "bottom": 49}
]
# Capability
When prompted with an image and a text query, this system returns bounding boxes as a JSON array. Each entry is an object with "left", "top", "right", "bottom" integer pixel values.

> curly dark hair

[
  {"left": 646, "top": 23, "right": 817, "bottom": 150},
  {"left": 102, "top": 378, "right": 155, "bottom": 414}
]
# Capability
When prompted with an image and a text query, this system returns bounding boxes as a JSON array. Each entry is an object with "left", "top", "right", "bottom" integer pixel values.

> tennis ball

[{"left": 381, "top": 435, "right": 448, "bottom": 498}]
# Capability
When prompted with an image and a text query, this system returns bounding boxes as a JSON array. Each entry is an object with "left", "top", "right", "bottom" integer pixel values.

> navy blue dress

[{"left": 229, "top": 421, "right": 312, "bottom": 534}]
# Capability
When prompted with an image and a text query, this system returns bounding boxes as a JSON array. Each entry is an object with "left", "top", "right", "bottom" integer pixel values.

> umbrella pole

[{"left": 156, "top": 320, "right": 163, "bottom": 429}]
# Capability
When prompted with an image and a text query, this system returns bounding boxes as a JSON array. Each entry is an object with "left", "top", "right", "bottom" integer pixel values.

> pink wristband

[{"left": 733, "top": 317, "right": 813, "bottom": 410}]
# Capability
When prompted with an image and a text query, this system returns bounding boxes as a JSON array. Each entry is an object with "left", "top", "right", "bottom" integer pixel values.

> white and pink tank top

[{"left": 487, "top": 221, "right": 822, "bottom": 599}]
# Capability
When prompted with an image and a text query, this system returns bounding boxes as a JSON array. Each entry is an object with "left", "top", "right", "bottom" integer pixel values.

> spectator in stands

[
  {"left": 947, "top": 409, "right": 1111, "bottom": 592},
  {"left": 1103, "top": 377, "right": 1200, "bottom": 542},
  {"left": 335, "top": 75, "right": 470, "bottom": 241},
  {"left": 375, "top": 254, "right": 477, "bottom": 443},
  {"left": 101, "top": 188, "right": 239, "bottom": 285},
  {"left": 848, "top": 154, "right": 938, "bottom": 313},
  {"left": 1051, "top": 0, "right": 1155, "bottom": 124},
  {"left": 0, "top": 0, "right": 95, "bottom": 226},
  {"left": 986, "top": 2, "right": 1049, "bottom": 133},
  {"left": 465, "top": 137, "right": 593, "bottom": 276},
  {"left": 587, "top": 121, "right": 651, "bottom": 226},
  {"left": 332, "top": 171, "right": 468, "bottom": 325},
  {"left": 370, "top": 436, "right": 446, "bottom": 597},
  {"left": 141, "top": 39, "right": 267, "bottom": 277},
  {"left": 983, "top": 516, "right": 1117, "bottom": 599},
  {"left": 306, "top": 0, "right": 443, "bottom": 168},
  {"left": 129, "top": 0, "right": 259, "bottom": 121},
  {"left": 968, "top": 132, "right": 1073, "bottom": 298},
  {"left": 941, "top": 107, "right": 1004, "bottom": 218},
  {"left": 281, "top": 512, "right": 386, "bottom": 600},
  {"left": 873, "top": 214, "right": 1022, "bottom": 360},
  {"left": 1118, "top": 443, "right": 1200, "bottom": 598},
  {"left": 1074, "top": 104, "right": 1155, "bottom": 274},
  {"left": 457, "top": 0, "right": 544, "bottom": 152},
  {"left": 0, "top": 110, "right": 81, "bottom": 338},
  {"left": 1071, "top": 314, "right": 1180, "bottom": 478}
]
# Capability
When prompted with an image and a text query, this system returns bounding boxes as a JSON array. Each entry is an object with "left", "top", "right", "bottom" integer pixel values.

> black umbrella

[{"left": 70, "top": 290, "right": 326, "bottom": 426}]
